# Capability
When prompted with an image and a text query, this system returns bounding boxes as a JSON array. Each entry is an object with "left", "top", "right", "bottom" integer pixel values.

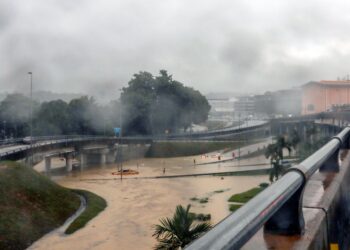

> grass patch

[
  {"left": 65, "top": 189, "right": 107, "bottom": 234},
  {"left": 189, "top": 212, "right": 211, "bottom": 221},
  {"left": 259, "top": 182, "right": 269, "bottom": 188},
  {"left": 0, "top": 161, "right": 80, "bottom": 250},
  {"left": 199, "top": 198, "right": 208, "bottom": 204},
  {"left": 214, "top": 168, "right": 271, "bottom": 176},
  {"left": 214, "top": 189, "right": 225, "bottom": 193},
  {"left": 228, "top": 187, "right": 265, "bottom": 203},
  {"left": 229, "top": 204, "right": 242, "bottom": 212},
  {"left": 190, "top": 196, "right": 209, "bottom": 204}
]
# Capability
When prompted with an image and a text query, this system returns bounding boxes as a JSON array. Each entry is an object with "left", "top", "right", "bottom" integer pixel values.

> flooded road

[{"left": 30, "top": 144, "right": 270, "bottom": 250}]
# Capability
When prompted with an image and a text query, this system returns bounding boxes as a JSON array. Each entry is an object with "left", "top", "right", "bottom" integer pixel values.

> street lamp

[
  {"left": 28, "top": 72, "right": 33, "bottom": 167},
  {"left": 236, "top": 113, "right": 241, "bottom": 167},
  {"left": 119, "top": 89, "right": 123, "bottom": 180},
  {"left": 3, "top": 120, "right": 6, "bottom": 140}
]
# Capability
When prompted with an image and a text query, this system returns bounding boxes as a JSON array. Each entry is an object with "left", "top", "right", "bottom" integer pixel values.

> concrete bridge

[
  {"left": 0, "top": 136, "right": 152, "bottom": 175},
  {"left": 0, "top": 119, "right": 272, "bottom": 164}
]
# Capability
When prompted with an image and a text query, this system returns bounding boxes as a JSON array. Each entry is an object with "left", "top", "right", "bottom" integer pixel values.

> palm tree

[
  {"left": 265, "top": 136, "right": 291, "bottom": 182},
  {"left": 153, "top": 204, "right": 211, "bottom": 249},
  {"left": 306, "top": 124, "right": 318, "bottom": 144},
  {"left": 289, "top": 129, "right": 300, "bottom": 155}
]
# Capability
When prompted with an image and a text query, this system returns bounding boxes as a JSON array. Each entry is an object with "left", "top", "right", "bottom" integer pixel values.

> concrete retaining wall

[{"left": 300, "top": 149, "right": 350, "bottom": 249}]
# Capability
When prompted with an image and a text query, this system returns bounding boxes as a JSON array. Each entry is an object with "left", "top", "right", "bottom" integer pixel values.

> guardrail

[
  {"left": 186, "top": 126, "right": 350, "bottom": 250},
  {"left": 167, "top": 121, "right": 269, "bottom": 139}
]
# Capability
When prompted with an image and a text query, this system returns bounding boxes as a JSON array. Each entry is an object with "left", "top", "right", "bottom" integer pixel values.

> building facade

[
  {"left": 301, "top": 80, "right": 350, "bottom": 115},
  {"left": 233, "top": 96, "right": 255, "bottom": 118},
  {"left": 207, "top": 97, "right": 236, "bottom": 121}
]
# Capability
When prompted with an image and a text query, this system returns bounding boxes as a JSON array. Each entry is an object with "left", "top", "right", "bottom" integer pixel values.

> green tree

[
  {"left": 34, "top": 100, "right": 70, "bottom": 135},
  {"left": 153, "top": 204, "right": 211, "bottom": 250},
  {"left": 121, "top": 70, "right": 210, "bottom": 135},
  {"left": 68, "top": 96, "right": 99, "bottom": 135},
  {"left": 305, "top": 123, "right": 318, "bottom": 144},
  {"left": 121, "top": 71, "right": 155, "bottom": 135},
  {"left": 265, "top": 136, "right": 292, "bottom": 182},
  {"left": 289, "top": 129, "right": 301, "bottom": 156},
  {"left": 0, "top": 94, "right": 39, "bottom": 138}
]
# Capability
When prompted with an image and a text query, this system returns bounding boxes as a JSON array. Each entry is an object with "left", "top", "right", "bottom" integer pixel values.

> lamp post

[
  {"left": 238, "top": 113, "right": 241, "bottom": 166},
  {"left": 3, "top": 120, "right": 6, "bottom": 140},
  {"left": 119, "top": 89, "right": 123, "bottom": 180},
  {"left": 28, "top": 72, "right": 33, "bottom": 167}
]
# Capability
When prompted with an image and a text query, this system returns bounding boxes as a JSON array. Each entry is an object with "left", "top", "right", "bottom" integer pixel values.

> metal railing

[{"left": 186, "top": 126, "right": 350, "bottom": 250}]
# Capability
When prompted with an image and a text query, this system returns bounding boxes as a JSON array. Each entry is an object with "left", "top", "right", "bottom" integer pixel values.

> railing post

[
  {"left": 319, "top": 148, "right": 340, "bottom": 172},
  {"left": 320, "top": 137, "right": 341, "bottom": 172},
  {"left": 264, "top": 167, "right": 306, "bottom": 235}
]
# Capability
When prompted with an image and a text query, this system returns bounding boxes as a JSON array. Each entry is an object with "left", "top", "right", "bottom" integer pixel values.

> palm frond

[{"left": 153, "top": 204, "right": 212, "bottom": 249}]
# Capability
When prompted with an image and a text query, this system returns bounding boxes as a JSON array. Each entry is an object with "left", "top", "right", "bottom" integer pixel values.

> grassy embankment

[
  {"left": 228, "top": 183, "right": 269, "bottom": 212},
  {"left": 65, "top": 189, "right": 107, "bottom": 234},
  {"left": 0, "top": 161, "right": 106, "bottom": 249}
]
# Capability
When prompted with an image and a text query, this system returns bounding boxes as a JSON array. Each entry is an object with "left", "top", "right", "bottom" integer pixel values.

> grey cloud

[{"left": 1, "top": 0, "right": 350, "bottom": 100}]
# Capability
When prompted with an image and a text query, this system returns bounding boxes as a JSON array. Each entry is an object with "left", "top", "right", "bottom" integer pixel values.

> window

[{"left": 307, "top": 104, "right": 314, "bottom": 111}]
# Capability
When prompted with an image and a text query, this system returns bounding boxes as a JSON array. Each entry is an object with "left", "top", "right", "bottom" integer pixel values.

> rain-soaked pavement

[{"left": 29, "top": 141, "right": 272, "bottom": 250}]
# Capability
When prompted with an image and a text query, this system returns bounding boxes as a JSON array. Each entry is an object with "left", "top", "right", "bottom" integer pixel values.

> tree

[
  {"left": 289, "top": 129, "right": 300, "bottom": 155},
  {"left": 0, "top": 94, "right": 39, "bottom": 138},
  {"left": 121, "top": 70, "right": 210, "bottom": 135},
  {"left": 305, "top": 123, "right": 317, "bottom": 144},
  {"left": 153, "top": 204, "right": 211, "bottom": 249},
  {"left": 68, "top": 96, "right": 99, "bottom": 135},
  {"left": 265, "top": 136, "right": 291, "bottom": 182},
  {"left": 34, "top": 100, "right": 70, "bottom": 135}
]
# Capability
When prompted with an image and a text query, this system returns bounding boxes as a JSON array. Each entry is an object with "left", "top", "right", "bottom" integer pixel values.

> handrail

[{"left": 186, "top": 126, "right": 350, "bottom": 250}]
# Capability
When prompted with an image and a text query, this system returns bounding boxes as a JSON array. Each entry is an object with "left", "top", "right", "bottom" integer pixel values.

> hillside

[{"left": 0, "top": 162, "right": 81, "bottom": 250}]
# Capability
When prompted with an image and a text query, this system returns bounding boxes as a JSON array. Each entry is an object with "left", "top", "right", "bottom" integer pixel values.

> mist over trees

[
  {"left": 0, "top": 95, "right": 112, "bottom": 138},
  {"left": 121, "top": 70, "right": 210, "bottom": 135},
  {"left": 0, "top": 70, "right": 210, "bottom": 138}
]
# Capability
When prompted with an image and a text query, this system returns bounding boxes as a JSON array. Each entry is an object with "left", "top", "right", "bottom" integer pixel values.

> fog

[{"left": 1, "top": 0, "right": 350, "bottom": 101}]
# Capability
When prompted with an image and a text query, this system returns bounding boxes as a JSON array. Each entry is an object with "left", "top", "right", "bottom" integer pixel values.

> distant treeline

[
  {"left": 0, "top": 70, "right": 210, "bottom": 138},
  {"left": 0, "top": 94, "right": 120, "bottom": 138}
]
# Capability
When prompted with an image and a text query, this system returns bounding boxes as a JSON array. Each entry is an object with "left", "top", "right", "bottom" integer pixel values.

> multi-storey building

[{"left": 301, "top": 80, "right": 350, "bottom": 115}]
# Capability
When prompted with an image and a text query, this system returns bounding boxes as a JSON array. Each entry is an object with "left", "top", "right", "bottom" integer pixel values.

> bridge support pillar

[
  {"left": 66, "top": 156, "right": 73, "bottom": 172},
  {"left": 79, "top": 153, "right": 86, "bottom": 170},
  {"left": 101, "top": 153, "right": 107, "bottom": 165},
  {"left": 45, "top": 157, "right": 51, "bottom": 175},
  {"left": 107, "top": 149, "right": 117, "bottom": 164}
]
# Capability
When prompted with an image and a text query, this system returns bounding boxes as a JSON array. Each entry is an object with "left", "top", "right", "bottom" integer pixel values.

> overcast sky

[{"left": 1, "top": 0, "right": 350, "bottom": 101}]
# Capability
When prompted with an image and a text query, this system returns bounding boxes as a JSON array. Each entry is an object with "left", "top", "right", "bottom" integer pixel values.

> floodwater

[{"left": 29, "top": 143, "right": 270, "bottom": 250}]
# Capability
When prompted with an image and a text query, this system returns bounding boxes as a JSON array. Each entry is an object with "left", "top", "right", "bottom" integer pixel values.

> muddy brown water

[{"left": 29, "top": 150, "right": 269, "bottom": 250}]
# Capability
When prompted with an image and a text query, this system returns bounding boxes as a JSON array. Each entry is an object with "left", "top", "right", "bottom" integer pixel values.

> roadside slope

[{"left": 0, "top": 161, "right": 80, "bottom": 250}]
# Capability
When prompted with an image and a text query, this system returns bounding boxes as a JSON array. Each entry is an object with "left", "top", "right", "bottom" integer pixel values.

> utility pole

[
  {"left": 119, "top": 89, "right": 123, "bottom": 181},
  {"left": 28, "top": 72, "right": 33, "bottom": 167},
  {"left": 3, "top": 120, "right": 5, "bottom": 140},
  {"left": 238, "top": 113, "right": 241, "bottom": 166}
]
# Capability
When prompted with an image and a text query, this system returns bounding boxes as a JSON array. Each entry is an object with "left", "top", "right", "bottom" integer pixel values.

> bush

[
  {"left": 189, "top": 212, "right": 211, "bottom": 221},
  {"left": 229, "top": 204, "right": 242, "bottom": 212},
  {"left": 259, "top": 183, "right": 269, "bottom": 188},
  {"left": 228, "top": 187, "right": 264, "bottom": 203}
]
